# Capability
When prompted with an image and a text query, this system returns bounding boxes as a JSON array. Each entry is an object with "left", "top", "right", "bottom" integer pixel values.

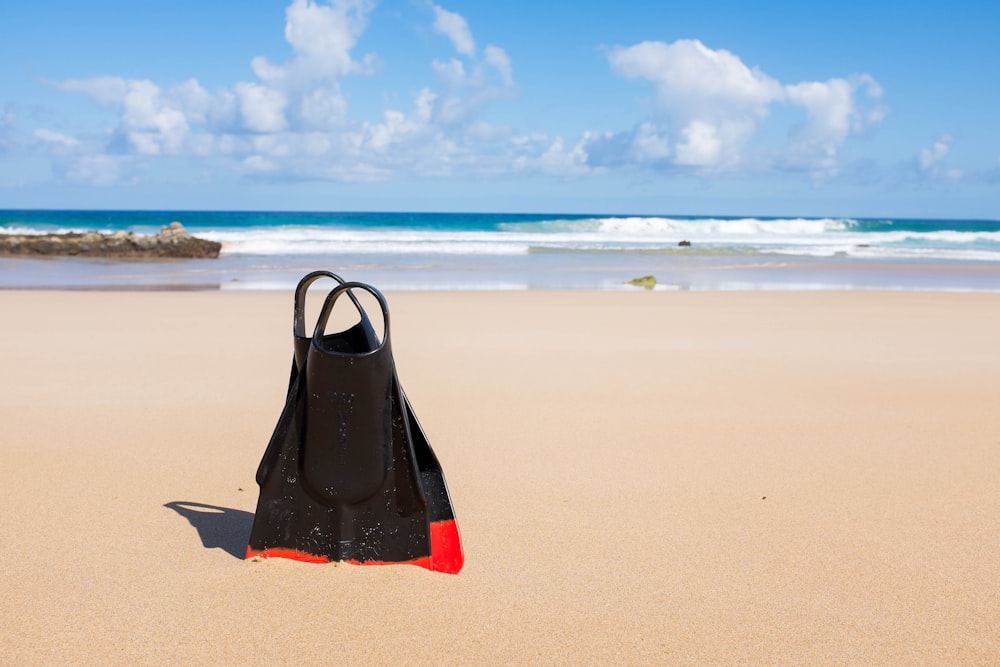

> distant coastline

[{"left": 2, "top": 210, "right": 1000, "bottom": 292}]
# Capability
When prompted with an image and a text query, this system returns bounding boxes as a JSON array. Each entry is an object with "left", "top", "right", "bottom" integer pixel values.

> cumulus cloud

[
  {"left": 57, "top": 0, "right": 377, "bottom": 148},
  {"left": 265, "top": 1, "right": 521, "bottom": 180},
  {"left": 234, "top": 83, "right": 288, "bottom": 133},
  {"left": 431, "top": 3, "right": 476, "bottom": 56},
  {"left": 432, "top": 58, "right": 466, "bottom": 88},
  {"left": 35, "top": 4, "right": 891, "bottom": 187},
  {"left": 609, "top": 40, "right": 784, "bottom": 115},
  {"left": 427, "top": 5, "right": 515, "bottom": 92},
  {"left": 45, "top": 0, "right": 534, "bottom": 184},
  {"left": 606, "top": 38, "right": 887, "bottom": 174},
  {"left": 254, "top": 0, "right": 376, "bottom": 87},
  {"left": 512, "top": 135, "right": 591, "bottom": 176},
  {"left": 918, "top": 134, "right": 952, "bottom": 172},
  {"left": 916, "top": 134, "right": 962, "bottom": 181},
  {"left": 59, "top": 77, "right": 194, "bottom": 154},
  {"left": 781, "top": 74, "right": 886, "bottom": 174},
  {"left": 241, "top": 0, "right": 378, "bottom": 130},
  {"left": 484, "top": 45, "right": 513, "bottom": 87},
  {"left": 357, "top": 3, "right": 517, "bottom": 166}
]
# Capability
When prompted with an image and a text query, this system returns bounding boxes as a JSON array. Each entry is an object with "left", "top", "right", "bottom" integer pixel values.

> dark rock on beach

[{"left": 0, "top": 222, "right": 222, "bottom": 259}]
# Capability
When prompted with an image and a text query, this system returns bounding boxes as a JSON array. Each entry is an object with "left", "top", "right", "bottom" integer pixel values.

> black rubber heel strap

[
  {"left": 312, "top": 281, "right": 390, "bottom": 350},
  {"left": 294, "top": 270, "right": 365, "bottom": 339}
]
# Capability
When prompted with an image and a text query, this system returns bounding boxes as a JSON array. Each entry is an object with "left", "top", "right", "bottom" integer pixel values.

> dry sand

[{"left": 1, "top": 290, "right": 999, "bottom": 665}]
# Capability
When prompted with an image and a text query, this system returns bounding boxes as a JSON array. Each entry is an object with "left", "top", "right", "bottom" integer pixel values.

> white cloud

[
  {"left": 246, "top": 0, "right": 376, "bottom": 129},
  {"left": 510, "top": 133, "right": 593, "bottom": 176},
  {"left": 54, "top": 0, "right": 375, "bottom": 150},
  {"left": 58, "top": 0, "right": 375, "bottom": 142},
  {"left": 674, "top": 120, "right": 723, "bottom": 166},
  {"left": 609, "top": 40, "right": 783, "bottom": 117},
  {"left": 484, "top": 45, "right": 513, "bottom": 87},
  {"left": 170, "top": 79, "right": 215, "bottom": 123},
  {"left": 234, "top": 83, "right": 288, "bottom": 133},
  {"left": 432, "top": 58, "right": 466, "bottom": 88},
  {"left": 408, "top": 14, "right": 516, "bottom": 135},
  {"left": 852, "top": 74, "right": 886, "bottom": 131},
  {"left": 916, "top": 134, "right": 962, "bottom": 181},
  {"left": 242, "top": 155, "right": 277, "bottom": 173},
  {"left": 631, "top": 122, "right": 671, "bottom": 163},
  {"left": 120, "top": 80, "right": 190, "bottom": 154},
  {"left": 466, "top": 121, "right": 512, "bottom": 143},
  {"left": 34, "top": 128, "right": 81, "bottom": 150},
  {"left": 608, "top": 40, "right": 780, "bottom": 170},
  {"left": 918, "top": 134, "right": 952, "bottom": 172},
  {"left": 431, "top": 3, "right": 476, "bottom": 56},
  {"left": 607, "top": 39, "right": 887, "bottom": 174},
  {"left": 58, "top": 77, "right": 194, "bottom": 154},
  {"left": 366, "top": 108, "right": 424, "bottom": 152},
  {"left": 781, "top": 74, "right": 886, "bottom": 175},
  {"left": 58, "top": 76, "right": 130, "bottom": 107},
  {"left": 413, "top": 88, "right": 437, "bottom": 124},
  {"left": 255, "top": 0, "right": 376, "bottom": 86},
  {"left": 581, "top": 122, "right": 671, "bottom": 169},
  {"left": 41, "top": 0, "right": 544, "bottom": 183},
  {"left": 298, "top": 88, "right": 349, "bottom": 129},
  {"left": 40, "top": 4, "right": 898, "bottom": 187}
]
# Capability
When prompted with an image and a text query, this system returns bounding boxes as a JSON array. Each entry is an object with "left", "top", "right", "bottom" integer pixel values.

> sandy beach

[{"left": 2, "top": 289, "right": 999, "bottom": 665}]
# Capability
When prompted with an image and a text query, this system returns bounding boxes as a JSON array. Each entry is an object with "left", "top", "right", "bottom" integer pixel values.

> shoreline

[{"left": 4, "top": 253, "right": 1000, "bottom": 292}]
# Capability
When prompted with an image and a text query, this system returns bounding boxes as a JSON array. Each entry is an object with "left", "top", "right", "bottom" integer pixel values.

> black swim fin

[{"left": 247, "top": 276, "right": 463, "bottom": 573}]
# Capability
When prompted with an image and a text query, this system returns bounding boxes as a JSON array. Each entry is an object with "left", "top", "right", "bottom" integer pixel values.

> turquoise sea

[{"left": 2, "top": 210, "right": 1000, "bottom": 291}]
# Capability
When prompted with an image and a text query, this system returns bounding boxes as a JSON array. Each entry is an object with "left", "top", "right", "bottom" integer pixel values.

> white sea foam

[
  {"left": 178, "top": 216, "right": 1000, "bottom": 263},
  {"left": 202, "top": 228, "right": 530, "bottom": 256},
  {"left": 500, "top": 216, "right": 853, "bottom": 234},
  {"left": 0, "top": 225, "right": 87, "bottom": 235},
  {"left": 593, "top": 216, "right": 853, "bottom": 235}
]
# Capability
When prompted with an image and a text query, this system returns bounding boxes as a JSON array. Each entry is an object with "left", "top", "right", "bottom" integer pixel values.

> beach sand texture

[{"left": 2, "top": 290, "right": 999, "bottom": 665}]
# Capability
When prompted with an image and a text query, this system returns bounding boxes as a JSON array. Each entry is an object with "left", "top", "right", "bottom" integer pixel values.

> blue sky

[{"left": 2, "top": 0, "right": 998, "bottom": 218}]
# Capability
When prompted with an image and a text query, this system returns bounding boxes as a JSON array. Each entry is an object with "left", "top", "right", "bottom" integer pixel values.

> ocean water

[{"left": 2, "top": 210, "right": 1000, "bottom": 291}]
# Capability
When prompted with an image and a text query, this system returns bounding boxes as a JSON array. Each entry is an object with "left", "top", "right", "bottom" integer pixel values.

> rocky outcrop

[{"left": 0, "top": 222, "right": 222, "bottom": 259}]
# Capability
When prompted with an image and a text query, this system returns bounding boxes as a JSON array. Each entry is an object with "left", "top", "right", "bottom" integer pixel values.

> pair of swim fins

[{"left": 246, "top": 272, "right": 464, "bottom": 574}]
